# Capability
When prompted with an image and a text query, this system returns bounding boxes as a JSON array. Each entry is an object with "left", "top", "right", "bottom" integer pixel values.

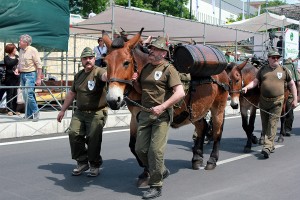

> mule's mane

[{"left": 111, "top": 37, "right": 125, "bottom": 48}]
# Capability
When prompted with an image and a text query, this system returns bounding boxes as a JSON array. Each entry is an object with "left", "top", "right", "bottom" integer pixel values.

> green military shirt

[
  {"left": 283, "top": 63, "right": 299, "bottom": 82},
  {"left": 256, "top": 65, "right": 292, "bottom": 98},
  {"left": 71, "top": 67, "right": 107, "bottom": 111},
  {"left": 139, "top": 61, "right": 182, "bottom": 108}
]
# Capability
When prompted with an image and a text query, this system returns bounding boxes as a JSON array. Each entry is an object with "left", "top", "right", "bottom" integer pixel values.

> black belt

[
  {"left": 78, "top": 107, "right": 106, "bottom": 113},
  {"left": 261, "top": 95, "right": 284, "bottom": 101}
]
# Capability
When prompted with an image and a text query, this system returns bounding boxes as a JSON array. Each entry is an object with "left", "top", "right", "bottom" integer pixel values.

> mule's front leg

[
  {"left": 205, "top": 113, "right": 224, "bottom": 170},
  {"left": 192, "top": 119, "right": 206, "bottom": 170},
  {"left": 242, "top": 108, "right": 257, "bottom": 153}
]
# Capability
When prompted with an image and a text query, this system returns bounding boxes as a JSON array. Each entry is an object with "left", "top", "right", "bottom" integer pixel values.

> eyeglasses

[{"left": 269, "top": 56, "right": 280, "bottom": 60}]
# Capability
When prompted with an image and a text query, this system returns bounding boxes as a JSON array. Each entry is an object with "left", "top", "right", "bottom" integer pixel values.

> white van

[{"left": 70, "top": 14, "right": 85, "bottom": 25}]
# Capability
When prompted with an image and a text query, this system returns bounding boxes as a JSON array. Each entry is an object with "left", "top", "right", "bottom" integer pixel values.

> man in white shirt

[{"left": 93, "top": 37, "right": 107, "bottom": 67}]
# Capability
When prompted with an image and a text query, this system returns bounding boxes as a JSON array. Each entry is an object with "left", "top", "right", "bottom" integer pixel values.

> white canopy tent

[
  {"left": 225, "top": 12, "right": 299, "bottom": 58},
  {"left": 225, "top": 12, "right": 299, "bottom": 32},
  {"left": 70, "top": 5, "right": 262, "bottom": 45}
]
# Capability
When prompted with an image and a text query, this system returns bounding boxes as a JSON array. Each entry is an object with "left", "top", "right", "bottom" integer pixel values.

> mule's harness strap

[
  {"left": 108, "top": 78, "right": 133, "bottom": 86},
  {"left": 123, "top": 96, "right": 152, "bottom": 112},
  {"left": 191, "top": 77, "right": 230, "bottom": 91}
]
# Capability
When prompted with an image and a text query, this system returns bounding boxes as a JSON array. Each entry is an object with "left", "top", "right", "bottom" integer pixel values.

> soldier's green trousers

[
  {"left": 260, "top": 95, "right": 284, "bottom": 151},
  {"left": 135, "top": 111, "right": 170, "bottom": 187},
  {"left": 284, "top": 94, "right": 294, "bottom": 133},
  {"left": 68, "top": 109, "right": 107, "bottom": 168}
]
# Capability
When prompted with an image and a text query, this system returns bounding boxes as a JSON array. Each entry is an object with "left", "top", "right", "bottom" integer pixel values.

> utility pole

[{"left": 190, "top": 0, "right": 192, "bottom": 19}]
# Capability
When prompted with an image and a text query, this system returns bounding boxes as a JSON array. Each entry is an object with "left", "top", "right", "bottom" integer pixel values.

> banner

[{"left": 284, "top": 29, "right": 299, "bottom": 60}]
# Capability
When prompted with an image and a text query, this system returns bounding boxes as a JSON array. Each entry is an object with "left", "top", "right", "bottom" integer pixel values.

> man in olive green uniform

[
  {"left": 242, "top": 51, "right": 297, "bottom": 159},
  {"left": 283, "top": 58, "right": 300, "bottom": 136},
  {"left": 132, "top": 37, "right": 185, "bottom": 199},
  {"left": 57, "top": 47, "right": 108, "bottom": 177}
]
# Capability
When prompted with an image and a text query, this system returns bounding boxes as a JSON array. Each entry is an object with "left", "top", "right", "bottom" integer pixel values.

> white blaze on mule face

[{"left": 106, "top": 85, "right": 124, "bottom": 102}]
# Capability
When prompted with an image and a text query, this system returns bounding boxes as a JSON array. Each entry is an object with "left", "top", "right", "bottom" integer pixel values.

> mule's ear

[
  {"left": 102, "top": 30, "right": 112, "bottom": 48},
  {"left": 237, "top": 58, "right": 248, "bottom": 70},
  {"left": 126, "top": 28, "right": 144, "bottom": 49}
]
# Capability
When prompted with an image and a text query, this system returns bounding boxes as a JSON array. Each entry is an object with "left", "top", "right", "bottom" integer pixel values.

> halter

[
  {"left": 229, "top": 72, "right": 245, "bottom": 94},
  {"left": 107, "top": 49, "right": 139, "bottom": 87}
]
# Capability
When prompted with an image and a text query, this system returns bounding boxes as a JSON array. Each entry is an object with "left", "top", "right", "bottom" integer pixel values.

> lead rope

[{"left": 240, "top": 94, "right": 298, "bottom": 118}]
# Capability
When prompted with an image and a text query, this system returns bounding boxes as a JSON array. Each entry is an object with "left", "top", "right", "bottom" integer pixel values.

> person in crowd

[
  {"left": 120, "top": 30, "right": 129, "bottom": 42},
  {"left": 57, "top": 47, "right": 108, "bottom": 177},
  {"left": 113, "top": 29, "right": 121, "bottom": 39},
  {"left": 93, "top": 37, "right": 107, "bottom": 67},
  {"left": 4, "top": 43, "right": 20, "bottom": 116},
  {"left": 276, "top": 36, "right": 284, "bottom": 56},
  {"left": 88, "top": 10, "right": 96, "bottom": 18},
  {"left": 282, "top": 58, "right": 300, "bottom": 136},
  {"left": 15, "top": 34, "right": 42, "bottom": 121},
  {"left": 225, "top": 49, "right": 234, "bottom": 63},
  {"left": 132, "top": 37, "right": 185, "bottom": 199},
  {"left": 242, "top": 51, "right": 297, "bottom": 159}
]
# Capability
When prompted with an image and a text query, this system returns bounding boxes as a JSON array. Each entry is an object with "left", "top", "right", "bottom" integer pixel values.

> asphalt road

[{"left": 0, "top": 111, "right": 300, "bottom": 200}]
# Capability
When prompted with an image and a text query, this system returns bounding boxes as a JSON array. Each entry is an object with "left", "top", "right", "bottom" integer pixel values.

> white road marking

[
  {"left": 199, "top": 144, "right": 285, "bottom": 169},
  {"left": 0, "top": 129, "right": 130, "bottom": 146}
]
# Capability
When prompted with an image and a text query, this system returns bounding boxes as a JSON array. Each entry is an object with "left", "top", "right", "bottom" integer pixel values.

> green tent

[{"left": 0, "top": 0, "right": 69, "bottom": 51}]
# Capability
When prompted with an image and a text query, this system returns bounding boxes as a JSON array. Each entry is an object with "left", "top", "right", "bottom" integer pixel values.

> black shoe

[
  {"left": 142, "top": 187, "right": 162, "bottom": 199},
  {"left": 261, "top": 148, "right": 270, "bottom": 159},
  {"left": 285, "top": 132, "right": 291, "bottom": 137},
  {"left": 138, "top": 169, "right": 150, "bottom": 179},
  {"left": 162, "top": 168, "right": 170, "bottom": 179},
  {"left": 270, "top": 146, "right": 275, "bottom": 153}
]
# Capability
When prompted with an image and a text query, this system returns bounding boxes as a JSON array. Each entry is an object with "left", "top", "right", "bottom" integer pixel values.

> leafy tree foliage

[
  {"left": 116, "top": 0, "right": 192, "bottom": 19},
  {"left": 69, "top": 0, "right": 109, "bottom": 17},
  {"left": 70, "top": 0, "right": 193, "bottom": 19}
]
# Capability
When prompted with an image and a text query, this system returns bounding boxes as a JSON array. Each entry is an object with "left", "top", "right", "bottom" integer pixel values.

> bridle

[
  {"left": 107, "top": 49, "right": 139, "bottom": 87},
  {"left": 229, "top": 71, "right": 244, "bottom": 95}
]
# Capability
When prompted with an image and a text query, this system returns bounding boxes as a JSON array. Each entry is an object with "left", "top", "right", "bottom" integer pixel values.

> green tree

[
  {"left": 69, "top": 0, "right": 109, "bottom": 17},
  {"left": 70, "top": 0, "right": 194, "bottom": 19},
  {"left": 115, "top": 0, "right": 192, "bottom": 19}
]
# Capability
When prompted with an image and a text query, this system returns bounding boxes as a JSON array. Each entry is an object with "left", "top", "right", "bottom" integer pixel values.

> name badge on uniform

[
  {"left": 277, "top": 72, "right": 283, "bottom": 79},
  {"left": 88, "top": 80, "right": 95, "bottom": 90},
  {"left": 154, "top": 71, "right": 162, "bottom": 80}
]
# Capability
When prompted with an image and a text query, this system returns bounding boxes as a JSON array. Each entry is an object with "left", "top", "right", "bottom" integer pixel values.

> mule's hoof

[
  {"left": 251, "top": 136, "right": 258, "bottom": 144},
  {"left": 192, "top": 159, "right": 203, "bottom": 170},
  {"left": 277, "top": 137, "right": 284, "bottom": 143},
  {"left": 205, "top": 163, "right": 216, "bottom": 170},
  {"left": 137, "top": 177, "right": 150, "bottom": 188},
  {"left": 244, "top": 146, "right": 251, "bottom": 153}
]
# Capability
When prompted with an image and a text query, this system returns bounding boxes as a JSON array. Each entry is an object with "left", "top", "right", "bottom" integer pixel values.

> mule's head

[
  {"left": 228, "top": 60, "right": 248, "bottom": 109},
  {"left": 103, "top": 28, "right": 144, "bottom": 110}
]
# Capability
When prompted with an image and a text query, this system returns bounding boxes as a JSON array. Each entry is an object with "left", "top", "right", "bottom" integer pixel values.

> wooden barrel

[{"left": 173, "top": 44, "right": 227, "bottom": 77}]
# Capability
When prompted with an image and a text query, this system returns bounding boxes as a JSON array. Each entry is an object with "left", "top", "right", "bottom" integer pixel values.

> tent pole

[
  {"left": 111, "top": 2, "right": 115, "bottom": 38},
  {"left": 235, "top": 29, "right": 238, "bottom": 61},
  {"left": 203, "top": 23, "right": 206, "bottom": 45},
  {"left": 163, "top": 12, "right": 166, "bottom": 37}
]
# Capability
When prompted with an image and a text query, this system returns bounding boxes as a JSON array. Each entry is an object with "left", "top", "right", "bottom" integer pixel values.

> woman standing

[{"left": 4, "top": 44, "right": 20, "bottom": 116}]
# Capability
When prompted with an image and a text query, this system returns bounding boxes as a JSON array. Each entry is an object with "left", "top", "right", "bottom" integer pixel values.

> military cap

[
  {"left": 80, "top": 47, "right": 95, "bottom": 58},
  {"left": 113, "top": 29, "right": 120, "bottom": 36},
  {"left": 121, "top": 30, "right": 128, "bottom": 36},
  {"left": 148, "top": 36, "right": 169, "bottom": 52},
  {"left": 267, "top": 51, "right": 282, "bottom": 57},
  {"left": 226, "top": 48, "right": 232, "bottom": 53}
]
